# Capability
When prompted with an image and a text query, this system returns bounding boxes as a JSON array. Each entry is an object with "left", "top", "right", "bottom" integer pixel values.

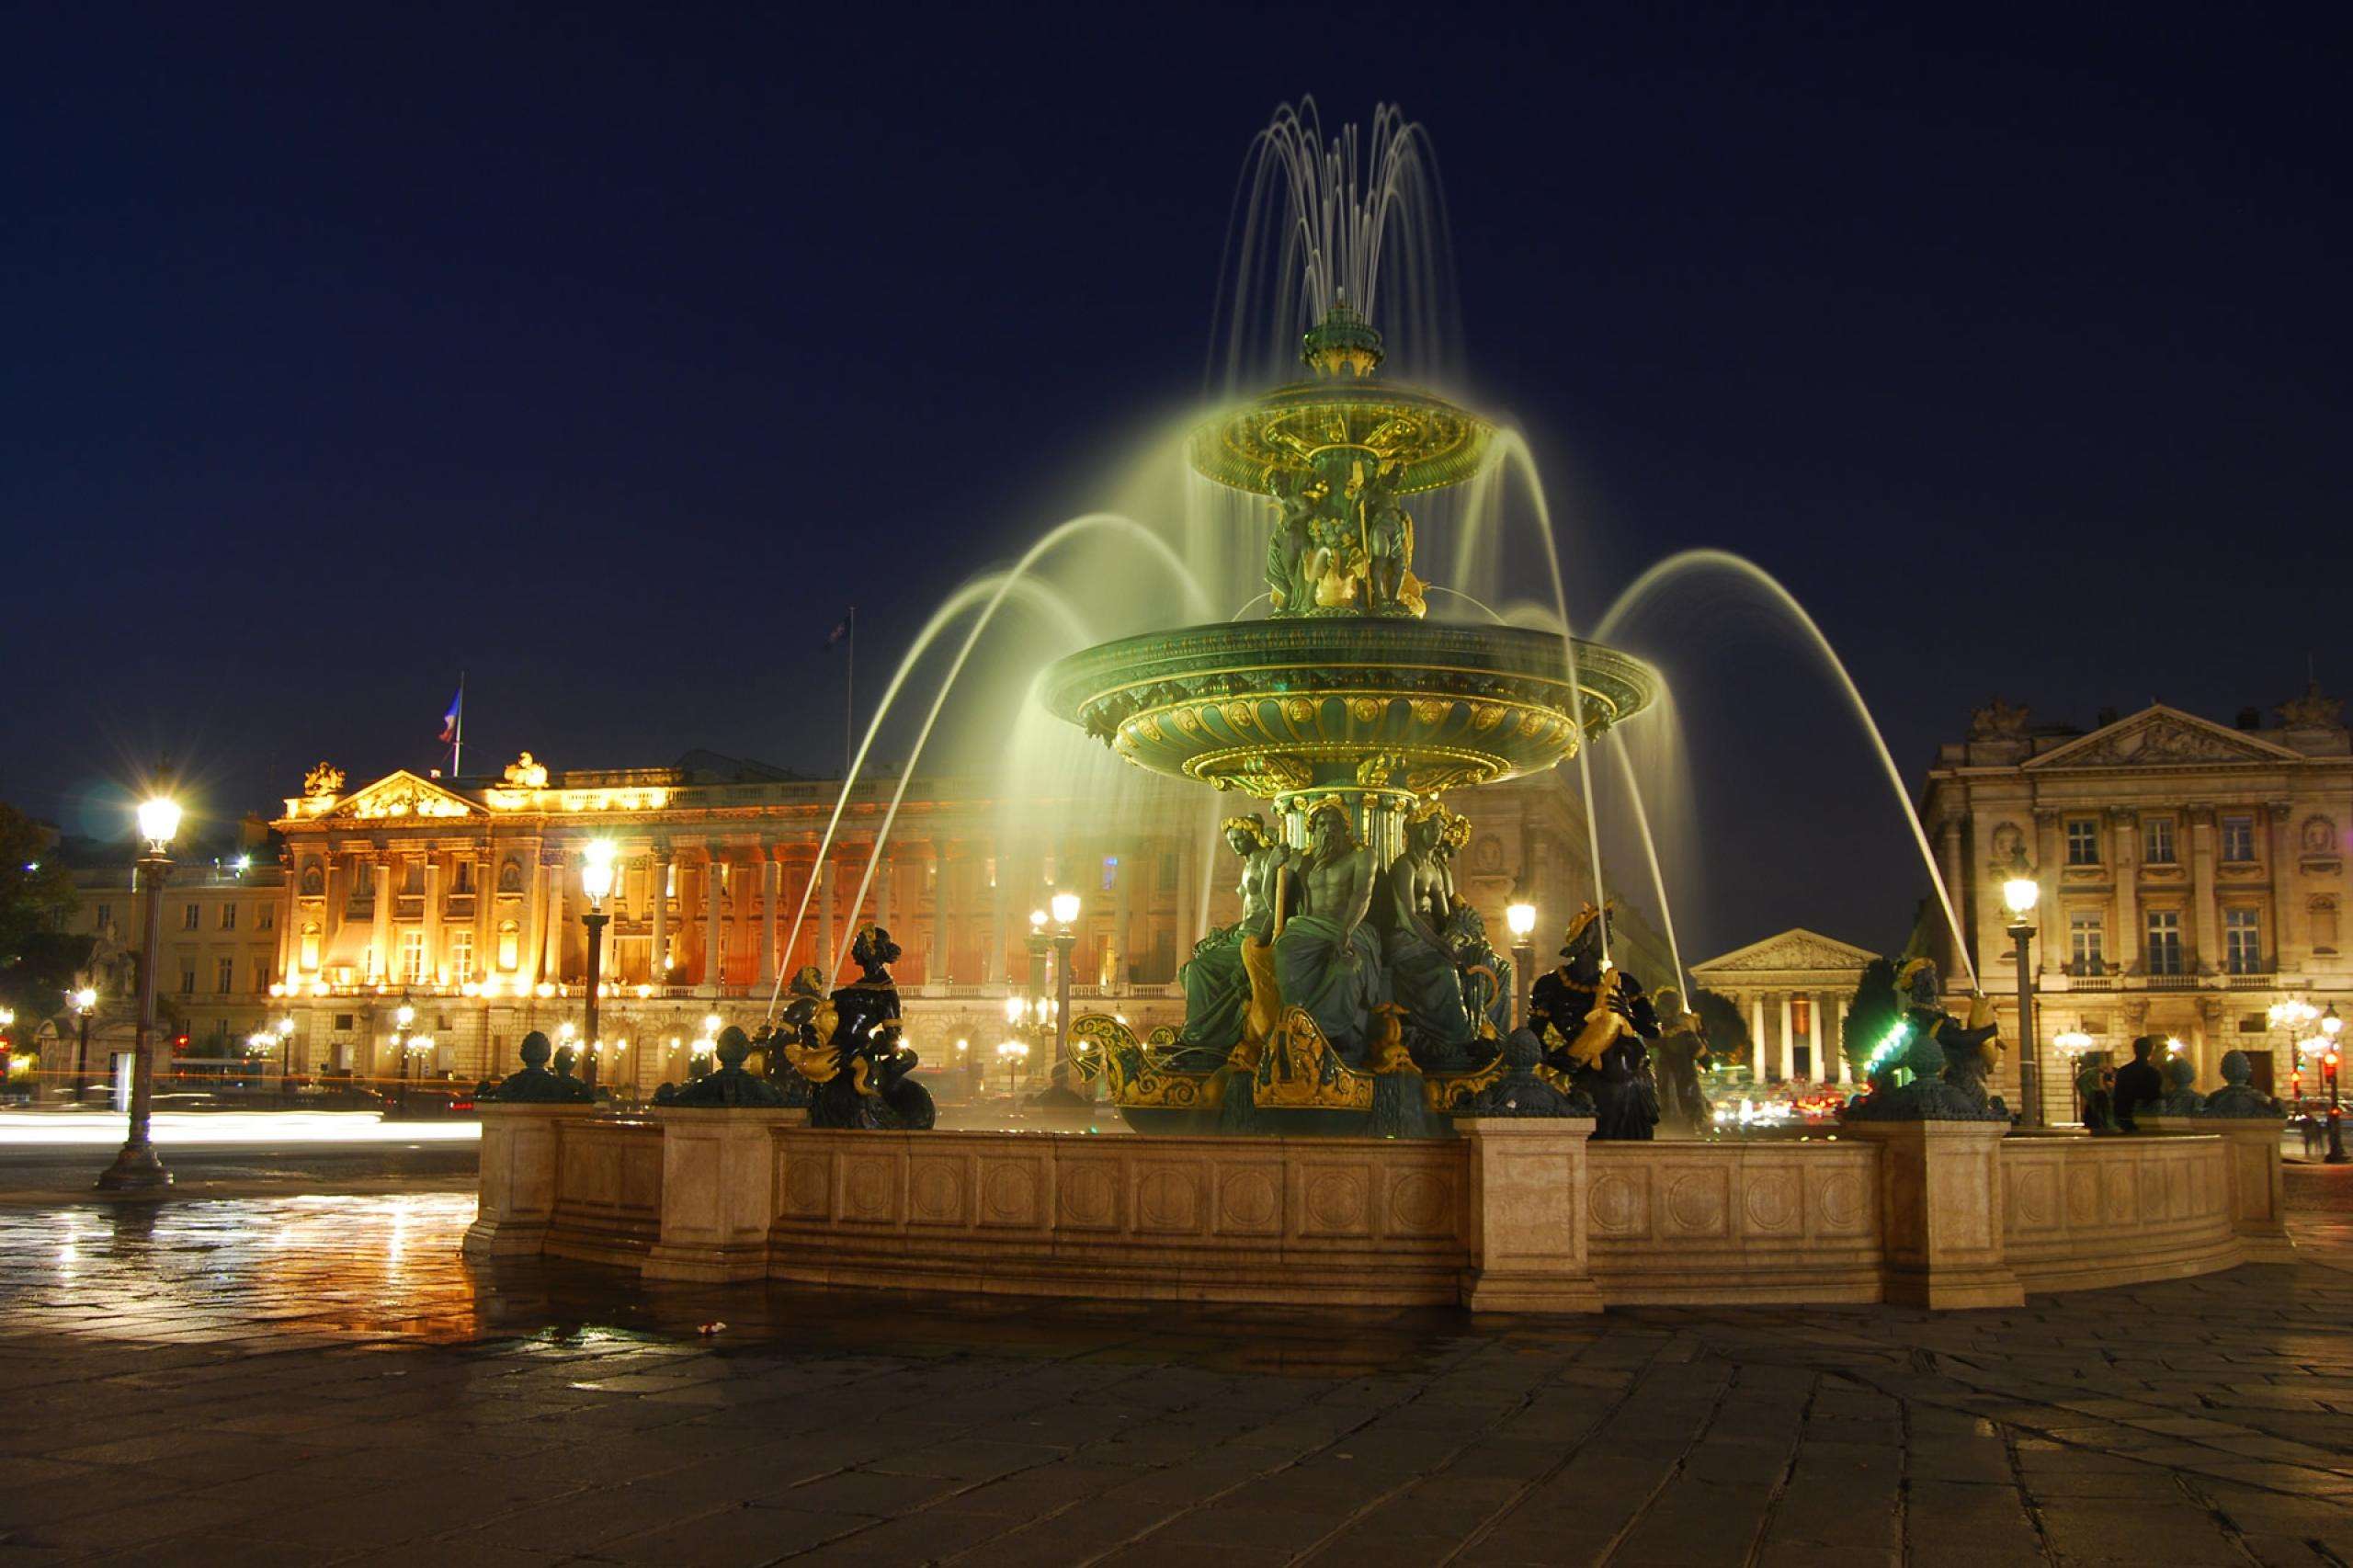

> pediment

[
  {"left": 331, "top": 770, "right": 480, "bottom": 820},
  {"left": 2024, "top": 705, "right": 2302, "bottom": 771},
  {"left": 1690, "top": 926, "right": 1880, "bottom": 976}
]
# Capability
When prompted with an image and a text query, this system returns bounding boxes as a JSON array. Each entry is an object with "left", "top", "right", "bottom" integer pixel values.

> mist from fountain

[
  {"left": 764, "top": 513, "right": 1212, "bottom": 1017},
  {"left": 1595, "top": 548, "right": 1982, "bottom": 990}
]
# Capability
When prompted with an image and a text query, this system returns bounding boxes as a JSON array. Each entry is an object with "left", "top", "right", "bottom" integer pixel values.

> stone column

[
  {"left": 369, "top": 857, "right": 392, "bottom": 982},
  {"left": 758, "top": 855, "right": 779, "bottom": 987},
  {"left": 1456, "top": 1117, "right": 1602, "bottom": 1312},
  {"left": 702, "top": 854, "right": 725, "bottom": 993},
  {"left": 1842, "top": 1120, "right": 2023, "bottom": 1309},
  {"left": 1111, "top": 854, "right": 1131, "bottom": 991},
  {"left": 988, "top": 845, "right": 1008, "bottom": 986},
  {"left": 819, "top": 857, "right": 837, "bottom": 977},
  {"left": 1778, "top": 994, "right": 1795, "bottom": 1081},
  {"left": 323, "top": 853, "right": 345, "bottom": 959},
  {"left": 2190, "top": 809, "right": 2220, "bottom": 972},
  {"left": 542, "top": 859, "right": 566, "bottom": 983},
  {"left": 422, "top": 856, "right": 443, "bottom": 983},
  {"left": 2268, "top": 801, "right": 2295, "bottom": 966},
  {"left": 1937, "top": 818, "right": 1968, "bottom": 976},
  {"left": 649, "top": 850, "right": 669, "bottom": 986},
  {"left": 2109, "top": 807, "right": 2138, "bottom": 974},
  {"left": 279, "top": 869, "right": 301, "bottom": 986},
  {"left": 1812, "top": 993, "right": 1831, "bottom": 1083},
  {"left": 1836, "top": 996, "right": 1852, "bottom": 1084},
  {"left": 929, "top": 846, "right": 949, "bottom": 987},
  {"left": 1750, "top": 996, "right": 1767, "bottom": 1079},
  {"left": 472, "top": 847, "right": 494, "bottom": 983}
]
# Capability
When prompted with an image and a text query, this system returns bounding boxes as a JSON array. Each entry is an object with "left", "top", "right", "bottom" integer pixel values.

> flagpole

[{"left": 453, "top": 671, "right": 466, "bottom": 777}]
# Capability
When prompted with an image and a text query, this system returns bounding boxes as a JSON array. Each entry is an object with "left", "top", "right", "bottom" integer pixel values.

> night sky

[{"left": 5, "top": 6, "right": 2346, "bottom": 960}]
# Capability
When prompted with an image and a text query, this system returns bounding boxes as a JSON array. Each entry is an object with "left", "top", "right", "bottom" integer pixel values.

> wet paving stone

[{"left": 0, "top": 1172, "right": 2351, "bottom": 1562}]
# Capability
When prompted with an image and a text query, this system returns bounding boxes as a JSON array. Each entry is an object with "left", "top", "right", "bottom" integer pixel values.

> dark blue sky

[{"left": 5, "top": 5, "right": 2346, "bottom": 957}]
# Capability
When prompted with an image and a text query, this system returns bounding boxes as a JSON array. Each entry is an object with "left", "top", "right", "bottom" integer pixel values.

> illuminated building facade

[
  {"left": 60, "top": 747, "right": 1659, "bottom": 1096},
  {"left": 1922, "top": 691, "right": 2352, "bottom": 1120}
]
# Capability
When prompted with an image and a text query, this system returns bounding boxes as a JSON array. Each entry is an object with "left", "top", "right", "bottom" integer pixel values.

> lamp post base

[
  {"left": 2326, "top": 1108, "right": 2348, "bottom": 1165},
  {"left": 96, "top": 1142, "right": 172, "bottom": 1193}
]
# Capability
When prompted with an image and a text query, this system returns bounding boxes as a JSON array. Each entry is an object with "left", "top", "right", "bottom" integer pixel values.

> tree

[
  {"left": 1845, "top": 956, "right": 1903, "bottom": 1079},
  {"left": 1689, "top": 988, "right": 1750, "bottom": 1067},
  {"left": 0, "top": 804, "right": 92, "bottom": 1028}
]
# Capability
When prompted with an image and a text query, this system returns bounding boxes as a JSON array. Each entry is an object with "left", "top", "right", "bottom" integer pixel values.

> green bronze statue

[{"left": 1174, "top": 813, "right": 1291, "bottom": 1058}]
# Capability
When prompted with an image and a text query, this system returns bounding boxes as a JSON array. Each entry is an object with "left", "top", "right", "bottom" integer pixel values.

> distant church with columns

[{"left": 1688, "top": 928, "right": 1877, "bottom": 1085}]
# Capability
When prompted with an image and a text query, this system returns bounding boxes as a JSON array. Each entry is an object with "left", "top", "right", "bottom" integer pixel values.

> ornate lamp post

[
  {"left": 277, "top": 1014, "right": 296, "bottom": 1092},
  {"left": 97, "top": 794, "right": 179, "bottom": 1192},
  {"left": 68, "top": 985, "right": 97, "bottom": 1104},
  {"left": 2323, "top": 1006, "right": 2347, "bottom": 1165},
  {"left": 995, "top": 1038, "right": 1030, "bottom": 1096},
  {"left": 577, "top": 840, "right": 617, "bottom": 1090},
  {"left": 2003, "top": 875, "right": 2043, "bottom": 1128},
  {"left": 2052, "top": 1028, "right": 2095, "bottom": 1125},
  {"left": 1506, "top": 896, "right": 1537, "bottom": 1032},
  {"left": 391, "top": 999, "right": 416, "bottom": 1109},
  {"left": 1049, "top": 891, "right": 1080, "bottom": 1091},
  {"left": 2269, "top": 998, "right": 2319, "bottom": 1120}
]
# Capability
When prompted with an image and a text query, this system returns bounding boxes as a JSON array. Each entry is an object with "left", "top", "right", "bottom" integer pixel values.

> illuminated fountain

[{"left": 1046, "top": 301, "right": 1657, "bottom": 1132}]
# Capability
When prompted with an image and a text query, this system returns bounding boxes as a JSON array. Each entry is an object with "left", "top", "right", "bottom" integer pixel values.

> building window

[
  {"left": 399, "top": 931, "right": 426, "bottom": 985},
  {"left": 453, "top": 859, "right": 475, "bottom": 893},
  {"left": 2241, "top": 1013, "right": 2269, "bottom": 1034},
  {"left": 2068, "top": 913, "right": 2104, "bottom": 973},
  {"left": 252, "top": 959, "right": 270, "bottom": 994},
  {"left": 216, "top": 958, "right": 234, "bottom": 994},
  {"left": 403, "top": 860, "right": 426, "bottom": 895},
  {"left": 2221, "top": 814, "right": 2256, "bottom": 863},
  {"left": 2145, "top": 910, "right": 2184, "bottom": 975},
  {"left": 256, "top": 903, "right": 274, "bottom": 930},
  {"left": 2064, "top": 819, "right": 2099, "bottom": 866},
  {"left": 2143, "top": 817, "right": 2177, "bottom": 865},
  {"left": 451, "top": 930, "right": 475, "bottom": 983},
  {"left": 179, "top": 968, "right": 197, "bottom": 996},
  {"left": 2224, "top": 908, "right": 2262, "bottom": 974},
  {"left": 182, "top": 903, "right": 200, "bottom": 931},
  {"left": 219, "top": 903, "right": 236, "bottom": 931},
  {"left": 1101, "top": 856, "right": 1119, "bottom": 892},
  {"left": 95, "top": 903, "right": 112, "bottom": 931}
]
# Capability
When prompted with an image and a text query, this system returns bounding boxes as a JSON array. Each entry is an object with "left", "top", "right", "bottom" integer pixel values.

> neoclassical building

[
  {"left": 62, "top": 745, "right": 1665, "bottom": 1098},
  {"left": 1921, "top": 689, "right": 2352, "bottom": 1121},
  {"left": 1688, "top": 927, "right": 1877, "bottom": 1085}
]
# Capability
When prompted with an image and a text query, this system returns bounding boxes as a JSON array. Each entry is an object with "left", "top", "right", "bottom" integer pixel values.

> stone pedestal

[
  {"left": 1844, "top": 1120, "right": 2023, "bottom": 1310},
  {"left": 1455, "top": 1117, "right": 1603, "bottom": 1313},
  {"left": 643, "top": 1108, "right": 799, "bottom": 1282},
  {"left": 464, "top": 1104, "right": 597, "bottom": 1259},
  {"left": 2140, "top": 1116, "right": 2293, "bottom": 1264}
]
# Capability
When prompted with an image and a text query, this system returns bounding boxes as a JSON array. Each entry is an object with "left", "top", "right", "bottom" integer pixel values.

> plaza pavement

[{"left": 0, "top": 1160, "right": 2349, "bottom": 1565}]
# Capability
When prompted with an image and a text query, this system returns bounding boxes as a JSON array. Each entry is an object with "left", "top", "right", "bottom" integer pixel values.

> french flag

[{"left": 438, "top": 687, "right": 463, "bottom": 744}]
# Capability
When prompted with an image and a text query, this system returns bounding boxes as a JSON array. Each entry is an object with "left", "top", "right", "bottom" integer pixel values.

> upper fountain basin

[{"left": 1043, "top": 618, "right": 1656, "bottom": 800}]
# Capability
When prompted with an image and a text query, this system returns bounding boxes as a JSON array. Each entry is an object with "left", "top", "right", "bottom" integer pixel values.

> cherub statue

[
  {"left": 653, "top": 1025, "right": 784, "bottom": 1108},
  {"left": 2156, "top": 1052, "right": 2206, "bottom": 1115}
]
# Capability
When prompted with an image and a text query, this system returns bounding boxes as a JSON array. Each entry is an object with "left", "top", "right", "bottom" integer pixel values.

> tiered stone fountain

[{"left": 1046, "top": 302, "right": 1656, "bottom": 1132}]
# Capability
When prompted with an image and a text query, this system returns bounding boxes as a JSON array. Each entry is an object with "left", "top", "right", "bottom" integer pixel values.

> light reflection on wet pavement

[{"left": 1, "top": 1180, "right": 2351, "bottom": 1562}]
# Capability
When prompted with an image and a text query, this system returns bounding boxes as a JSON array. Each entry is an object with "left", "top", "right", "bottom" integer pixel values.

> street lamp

[
  {"left": 391, "top": 999, "right": 417, "bottom": 1108},
  {"left": 2003, "top": 875, "right": 2042, "bottom": 1129},
  {"left": 97, "top": 793, "right": 181, "bottom": 1191},
  {"left": 2269, "top": 998, "right": 2319, "bottom": 1117},
  {"left": 277, "top": 1014, "right": 296, "bottom": 1092},
  {"left": 995, "top": 1038, "right": 1029, "bottom": 1096},
  {"left": 1048, "top": 892, "right": 1080, "bottom": 1094},
  {"left": 68, "top": 985, "right": 97, "bottom": 1104},
  {"left": 1506, "top": 896, "right": 1537, "bottom": 1033},
  {"left": 2322, "top": 1005, "right": 2347, "bottom": 1165},
  {"left": 577, "top": 840, "right": 617, "bottom": 1091}
]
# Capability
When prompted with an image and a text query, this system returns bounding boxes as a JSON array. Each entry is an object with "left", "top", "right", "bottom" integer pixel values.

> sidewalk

[{"left": 2, "top": 1168, "right": 2350, "bottom": 1564}]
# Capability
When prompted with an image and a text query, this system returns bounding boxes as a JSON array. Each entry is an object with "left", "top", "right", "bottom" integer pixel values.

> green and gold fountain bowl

[{"left": 1043, "top": 619, "right": 1657, "bottom": 801}]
